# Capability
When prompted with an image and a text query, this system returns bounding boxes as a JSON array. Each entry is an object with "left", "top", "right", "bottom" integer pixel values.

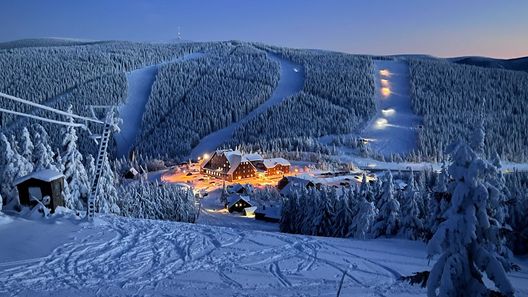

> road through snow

[
  {"left": 114, "top": 52, "right": 204, "bottom": 158},
  {"left": 189, "top": 53, "right": 304, "bottom": 160},
  {"left": 361, "top": 60, "right": 421, "bottom": 156},
  {"left": 1, "top": 214, "right": 527, "bottom": 297}
]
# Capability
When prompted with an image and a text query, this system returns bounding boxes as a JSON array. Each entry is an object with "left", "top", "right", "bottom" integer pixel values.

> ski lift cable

[
  {"left": 0, "top": 91, "right": 104, "bottom": 125},
  {"left": 0, "top": 107, "right": 87, "bottom": 129}
]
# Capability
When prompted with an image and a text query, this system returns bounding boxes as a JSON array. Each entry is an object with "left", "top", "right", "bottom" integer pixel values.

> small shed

[
  {"left": 226, "top": 194, "right": 253, "bottom": 213},
  {"left": 255, "top": 204, "right": 282, "bottom": 223},
  {"left": 124, "top": 167, "right": 139, "bottom": 179},
  {"left": 14, "top": 169, "right": 65, "bottom": 213}
]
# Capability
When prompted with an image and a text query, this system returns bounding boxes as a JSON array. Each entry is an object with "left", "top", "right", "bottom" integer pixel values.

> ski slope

[
  {"left": 0, "top": 214, "right": 527, "bottom": 297},
  {"left": 189, "top": 53, "right": 304, "bottom": 160},
  {"left": 115, "top": 52, "right": 205, "bottom": 158},
  {"left": 361, "top": 60, "right": 421, "bottom": 156}
]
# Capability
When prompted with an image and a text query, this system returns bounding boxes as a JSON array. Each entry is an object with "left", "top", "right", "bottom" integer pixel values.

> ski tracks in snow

[{"left": 0, "top": 215, "right": 428, "bottom": 296}]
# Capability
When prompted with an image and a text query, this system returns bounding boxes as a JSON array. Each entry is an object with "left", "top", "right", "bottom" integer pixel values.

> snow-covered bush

[{"left": 117, "top": 181, "right": 198, "bottom": 223}]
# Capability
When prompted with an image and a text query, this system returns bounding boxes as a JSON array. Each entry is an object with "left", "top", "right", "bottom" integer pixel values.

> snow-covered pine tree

[
  {"left": 318, "top": 187, "right": 336, "bottom": 236},
  {"left": 399, "top": 172, "right": 423, "bottom": 240},
  {"left": 19, "top": 127, "right": 34, "bottom": 161},
  {"left": 61, "top": 108, "right": 90, "bottom": 210},
  {"left": 488, "top": 151, "right": 509, "bottom": 226},
  {"left": 96, "top": 154, "right": 120, "bottom": 214},
  {"left": 332, "top": 193, "right": 349, "bottom": 237},
  {"left": 0, "top": 133, "right": 33, "bottom": 205},
  {"left": 33, "top": 131, "right": 56, "bottom": 171},
  {"left": 0, "top": 133, "right": 15, "bottom": 200},
  {"left": 426, "top": 138, "right": 515, "bottom": 297},
  {"left": 372, "top": 171, "right": 401, "bottom": 237},
  {"left": 349, "top": 186, "right": 378, "bottom": 239}
]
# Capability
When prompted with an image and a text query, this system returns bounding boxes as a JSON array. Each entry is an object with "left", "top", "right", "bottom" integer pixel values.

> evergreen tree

[
  {"left": 426, "top": 139, "right": 515, "bottom": 297},
  {"left": 400, "top": 172, "right": 423, "bottom": 240},
  {"left": 349, "top": 190, "right": 378, "bottom": 239},
  {"left": 0, "top": 133, "right": 33, "bottom": 207},
  {"left": 61, "top": 109, "right": 90, "bottom": 210},
  {"left": 96, "top": 154, "right": 120, "bottom": 214},
  {"left": 373, "top": 171, "right": 401, "bottom": 237},
  {"left": 32, "top": 128, "right": 56, "bottom": 171},
  {"left": 19, "top": 127, "right": 34, "bottom": 161}
]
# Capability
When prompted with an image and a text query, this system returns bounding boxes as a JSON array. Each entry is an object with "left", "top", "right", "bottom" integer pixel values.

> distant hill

[
  {"left": 0, "top": 38, "right": 108, "bottom": 49},
  {"left": 450, "top": 56, "right": 528, "bottom": 73}
]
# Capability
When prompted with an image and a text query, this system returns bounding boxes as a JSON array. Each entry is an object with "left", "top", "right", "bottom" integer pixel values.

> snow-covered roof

[
  {"left": 263, "top": 158, "right": 290, "bottom": 168},
  {"left": 224, "top": 150, "right": 243, "bottom": 164},
  {"left": 279, "top": 176, "right": 316, "bottom": 196},
  {"left": 14, "top": 169, "right": 64, "bottom": 185},
  {"left": 255, "top": 205, "right": 282, "bottom": 220},
  {"left": 244, "top": 206, "right": 258, "bottom": 216},
  {"left": 245, "top": 153, "right": 263, "bottom": 162},
  {"left": 227, "top": 195, "right": 252, "bottom": 209},
  {"left": 228, "top": 183, "right": 253, "bottom": 194}
]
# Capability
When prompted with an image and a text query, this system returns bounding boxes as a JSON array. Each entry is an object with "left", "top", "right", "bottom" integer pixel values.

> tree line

[{"left": 408, "top": 59, "right": 528, "bottom": 162}]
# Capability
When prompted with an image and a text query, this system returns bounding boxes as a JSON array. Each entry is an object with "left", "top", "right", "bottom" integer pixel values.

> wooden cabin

[
  {"left": 201, "top": 150, "right": 257, "bottom": 181},
  {"left": 226, "top": 194, "right": 253, "bottom": 213},
  {"left": 262, "top": 158, "right": 290, "bottom": 176},
  {"left": 14, "top": 169, "right": 65, "bottom": 213},
  {"left": 201, "top": 149, "right": 291, "bottom": 181}
]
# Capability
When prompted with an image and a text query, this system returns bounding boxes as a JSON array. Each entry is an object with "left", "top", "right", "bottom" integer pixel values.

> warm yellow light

[
  {"left": 381, "top": 87, "right": 391, "bottom": 97},
  {"left": 381, "top": 108, "right": 395, "bottom": 116},
  {"left": 375, "top": 118, "right": 388, "bottom": 129},
  {"left": 379, "top": 69, "right": 390, "bottom": 77},
  {"left": 203, "top": 153, "right": 210, "bottom": 160},
  {"left": 381, "top": 79, "right": 389, "bottom": 87}
]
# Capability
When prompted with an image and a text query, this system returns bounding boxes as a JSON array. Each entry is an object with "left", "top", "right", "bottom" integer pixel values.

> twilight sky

[{"left": 1, "top": 0, "right": 527, "bottom": 58}]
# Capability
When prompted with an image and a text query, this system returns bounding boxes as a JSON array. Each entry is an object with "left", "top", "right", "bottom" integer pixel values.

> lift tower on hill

[{"left": 0, "top": 91, "right": 118, "bottom": 220}]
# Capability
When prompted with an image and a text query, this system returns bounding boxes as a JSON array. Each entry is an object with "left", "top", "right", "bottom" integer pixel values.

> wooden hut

[
  {"left": 14, "top": 169, "right": 65, "bottom": 212},
  {"left": 226, "top": 194, "right": 253, "bottom": 213}
]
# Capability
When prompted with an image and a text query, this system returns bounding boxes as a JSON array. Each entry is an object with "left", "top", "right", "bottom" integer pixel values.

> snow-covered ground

[
  {"left": 115, "top": 52, "right": 205, "bottom": 158},
  {"left": 189, "top": 53, "right": 304, "bottom": 160},
  {"left": 361, "top": 60, "right": 421, "bottom": 156},
  {"left": 1, "top": 213, "right": 526, "bottom": 297},
  {"left": 196, "top": 189, "right": 279, "bottom": 232},
  {"left": 334, "top": 153, "right": 528, "bottom": 173}
]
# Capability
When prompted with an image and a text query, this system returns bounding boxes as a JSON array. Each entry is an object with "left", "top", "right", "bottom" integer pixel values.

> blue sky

[{"left": 1, "top": 0, "right": 527, "bottom": 58}]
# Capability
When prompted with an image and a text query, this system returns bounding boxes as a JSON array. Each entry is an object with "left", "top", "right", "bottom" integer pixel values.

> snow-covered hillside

[
  {"left": 361, "top": 60, "right": 421, "bottom": 156},
  {"left": 0, "top": 214, "right": 526, "bottom": 297},
  {"left": 115, "top": 52, "right": 205, "bottom": 157},
  {"left": 189, "top": 53, "right": 304, "bottom": 160}
]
